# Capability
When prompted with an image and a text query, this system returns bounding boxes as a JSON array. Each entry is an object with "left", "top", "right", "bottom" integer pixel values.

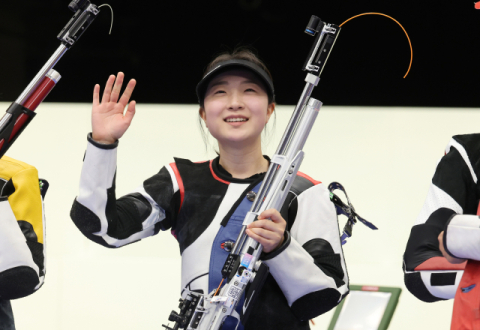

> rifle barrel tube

[
  {"left": 284, "top": 98, "right": 321, "bottom": 160},
  {"left": 15, "top": 45, "right": 67, "bottom": 105},
  {"left": 275, "top": 81, "right": 315, "bottom": 156},
  {"left": 24, "top": 70, "right": 61, "bottom": 111},
  {"left": 9, "top": 70, "right": 61, "bottom": 141}
]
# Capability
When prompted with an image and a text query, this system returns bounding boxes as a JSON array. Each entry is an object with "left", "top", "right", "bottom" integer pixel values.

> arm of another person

[
  {"left": 439, "top": 212, "right": 480, "bottom": 262},
  {"left": 0, "top": 160, "right": 45, "bottom": 299},
  {"left": 403, "top": 136, "right": 480, "bottom": 302}
]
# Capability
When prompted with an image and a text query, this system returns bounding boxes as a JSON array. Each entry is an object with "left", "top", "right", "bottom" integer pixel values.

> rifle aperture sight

[
  {"left": 302, "top": 16, "right": 340, "bottom": 75},
  {"left": 305, "top": 15, "right": 323, "bottom": 36},
  {"left": 68, "top": 0, "right": 91, "bottom": 12},
  {"left": 58, "top": 0, "right": 99, "bottom": 48}
]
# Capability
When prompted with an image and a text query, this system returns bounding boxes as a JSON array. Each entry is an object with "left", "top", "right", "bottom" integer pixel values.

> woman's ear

[
  {"left": 266, "top": 102, "right": 275, "bottom": 124},
  {"left": 199, "top": 107, "right": 207, "bottom": 127}
]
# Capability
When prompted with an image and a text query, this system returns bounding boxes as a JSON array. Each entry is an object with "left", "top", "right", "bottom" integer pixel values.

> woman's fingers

[
  {"left": 124, "top": 101, "right": 136, "bottom": 124},
  {"left": 119, "top": 79, "right": 137, "bottom": 107},
  {"left": 247, "top": 224, "right": 278, "bottom": 240},
  {"left": 248, "top": 219, "right": 280, "bottom": 233},
  {"left": 101, "top": 75, "right": 116, "bottom": 104},
  {"left": 246, "top": 228, "right": 269, "bottom": 242},
  {"left": 246, "top": 228, "right": 274, "bottom": 248},
  {"left": 247, "top": 215, "right": 286, "bottom": 253},
  {"left": 247, "top": 209, "right": 286, "bottom": 253},
  {"left": 110, "top": 72, "right": 125, "bottom": 103},
  {"left": 250, "top": 209, "right": 286, "bottom": 234},
  {"left": 97, "top": 73, "right": 135, "bottom": 110},
  {"left": 91, "top": 73, "right": 136, "bottom": 144},
  {"left": 258, "top": 209, "right": 284, "bottom": 223},
  {"left": 246, "top": 227, "right": 282, "bottom": 253},
  {"left": 93, "top": 84, "right": 100, "bottom": 106}
]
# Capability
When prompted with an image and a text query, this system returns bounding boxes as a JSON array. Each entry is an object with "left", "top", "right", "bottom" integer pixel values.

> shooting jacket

[
  {"left": 0, "top": 156, "right": 47, "bottom": 329},
  {"left": 71, "top": 134, "right": 349, "bottom": 330},
  {"left": 403, "top": 133, "right": 480, "bottom": 302}
]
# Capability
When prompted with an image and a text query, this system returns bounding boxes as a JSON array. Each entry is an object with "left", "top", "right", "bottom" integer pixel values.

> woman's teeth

[{"left": 226, "top": 118, "right": 247, "bottom": 122}]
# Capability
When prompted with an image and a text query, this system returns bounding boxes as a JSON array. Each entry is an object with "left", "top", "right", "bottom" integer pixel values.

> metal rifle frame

[
  {"left": 0, "top": 0, "right": 100, "bottom": 158},
  {"left": 163, "top": 15, "right": 341, "bottom": 330}
]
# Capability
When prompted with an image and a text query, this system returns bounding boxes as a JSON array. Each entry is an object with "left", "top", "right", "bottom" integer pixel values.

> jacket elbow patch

[
  {"left": 25, "top": 240, "right": 45, "bottom": 278},
  {"left": 404, "top": 272, "right": 445, "bottom": 303},
  {"left": 0, "top": 266, "right": 39, "bottom": 299},
  {"left": 290, "top": 288, "right": 341, "bottom": 320},
  {"left": 71, "top": 199, "right": 102, "bottom": 234},
  {"left": 108, "top": 193, "right": 152, "bottom": 239},
  {"left": 70, "top": 199, "right": 114, "bottom": 248},
  {"left": 303, "top": 238, "right": 345, "bottom": 288},
  {"left": 404, "top": 208, "right": 457, "bottom": 271},
  {"left": 17, "top": 220, "right": 38, "bottom": 242},
  {"left": 17, "top": 221, "right": 45, "bottom": 277},
  {"left": 71, "top": 194, "right": 154, "bottom": 248}
]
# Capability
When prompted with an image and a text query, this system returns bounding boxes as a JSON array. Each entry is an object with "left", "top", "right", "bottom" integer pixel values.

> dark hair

[{"left": 198, "top": 47, "right": 276, "bottom": 152}]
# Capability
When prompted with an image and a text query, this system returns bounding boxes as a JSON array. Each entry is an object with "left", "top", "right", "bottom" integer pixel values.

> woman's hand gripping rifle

[
  {"left": 162, "top": 15, "right": 341, "bottom": 330},
  {"left": 0, "top": 0, "right": 100, "bottom": 158}
]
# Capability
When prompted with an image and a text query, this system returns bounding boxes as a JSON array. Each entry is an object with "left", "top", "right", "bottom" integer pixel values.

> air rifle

[
  {"left": 0, "top": 0, "right": 101, "bottom": 158},
  {"left": 162, "top": 15, "right": 341, "bottom": 330}
]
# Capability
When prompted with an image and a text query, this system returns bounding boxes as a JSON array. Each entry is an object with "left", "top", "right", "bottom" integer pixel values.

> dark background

[{"left": 0, "top": 0, "right": 479, "bottom": 106}]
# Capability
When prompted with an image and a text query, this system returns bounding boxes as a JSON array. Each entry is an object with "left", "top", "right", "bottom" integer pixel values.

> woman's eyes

[{"left": 213, "top": 87, "right": 257, "bottom": 94}]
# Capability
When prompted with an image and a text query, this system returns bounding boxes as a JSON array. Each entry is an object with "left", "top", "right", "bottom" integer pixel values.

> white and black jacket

[
  {"left": 403, "top": 133, "right": 480, "bottom": 302},
  {"left": 0, "top": 156, "right": 48, "bottom": 329},
  {"left": 71, "top": 134, "right": 349, "bottom": 329}
]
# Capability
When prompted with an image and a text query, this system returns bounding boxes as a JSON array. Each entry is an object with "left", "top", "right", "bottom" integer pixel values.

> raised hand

[
  {"left": 92, "top": 72, "right": 137, "bottom": 144},
  {"left": 246, "top": 209, "right": 287, "bottom": 253}
]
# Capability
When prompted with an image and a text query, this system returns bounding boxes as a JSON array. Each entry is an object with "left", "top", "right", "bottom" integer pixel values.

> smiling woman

[
  {"left": 196, "top": 49, "right": 277, "bottom": 155},
  {"left": 69, "top": 47, "right": 349, "bottom": 330},
  {"left": 199, "top": 69, "right": 274, "bottom": 172}
]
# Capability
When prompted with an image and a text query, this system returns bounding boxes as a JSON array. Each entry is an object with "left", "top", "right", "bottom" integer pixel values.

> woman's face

[{"left": 200, "top": 69, "right": 274, "bottom": 148}]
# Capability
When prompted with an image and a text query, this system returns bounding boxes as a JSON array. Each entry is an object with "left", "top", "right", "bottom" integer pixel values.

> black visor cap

[{"left": 196, "top": 59, "right": 275, "bottom": 106}]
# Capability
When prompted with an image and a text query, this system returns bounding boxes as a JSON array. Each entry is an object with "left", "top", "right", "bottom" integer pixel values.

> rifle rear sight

[
  {"left": 68, "top": 0, "right": 91, "bottom": 12},
  {"left": 302, "top": 15, "right": 341, "bottom": 76}
]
